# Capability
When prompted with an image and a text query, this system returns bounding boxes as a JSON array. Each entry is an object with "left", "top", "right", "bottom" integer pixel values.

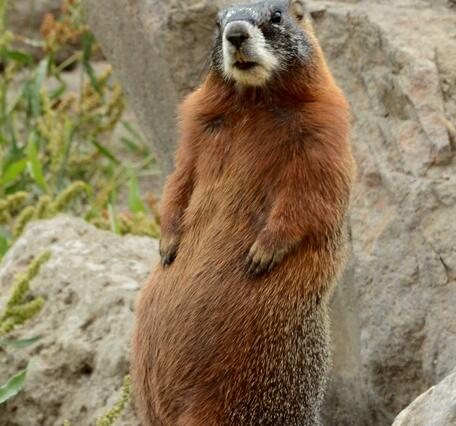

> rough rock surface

[
  {"left": 0, "top": 216, "right": 156, "bottom": 425},
  {"left": 312, "top": 2, "right": 456, "bottom": 423},
  {"left": 392, "top": 370, "right": 456, "bottom": 426}
]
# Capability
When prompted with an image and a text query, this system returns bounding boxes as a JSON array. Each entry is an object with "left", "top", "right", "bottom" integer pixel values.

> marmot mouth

[{"left": 234, "top": 61, "right": 257, "bottom": 71}]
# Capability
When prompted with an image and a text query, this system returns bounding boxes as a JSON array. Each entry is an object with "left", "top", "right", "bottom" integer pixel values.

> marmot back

[{"left": 132, "top": 1, "right": 354, "bottom": 425}]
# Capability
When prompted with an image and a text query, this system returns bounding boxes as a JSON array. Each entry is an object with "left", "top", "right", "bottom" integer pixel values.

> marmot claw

[
  {"left": 246, "top": 240, "right": 287, "bottom": 275},
  {"left": 159, "top": 234, "right": 180, "bottom": 267}
]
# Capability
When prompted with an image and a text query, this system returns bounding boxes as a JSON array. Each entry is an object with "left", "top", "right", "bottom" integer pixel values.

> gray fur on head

[{"left": 211, "top": 0, "right": 312, "bottom": 87}]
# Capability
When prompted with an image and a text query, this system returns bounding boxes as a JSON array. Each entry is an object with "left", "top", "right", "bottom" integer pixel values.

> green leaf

[
  {"left": 107, "top": 203, "right": 120, "bottom": 235},
  {"left": 50, "top": 83, "right": 67, "bottom": 100},
  {"left": 0, "top": 336, "right": 41, "bottom": 349},
  {"left": 108, "top": 186, "right": 118, "bottom": 206},
  {"left": 26, "top": 133, "right": 49, "bottom": 193},
  {"left": 83, "top": 60, "right": 100, "bottom": 94},
  {"left": 120, "top": 137, "right": 141, "bottom": 153},
  {"left": 121, "top": 122, "right": 145, "bottom": 145},
  {"left": 32, "top": 57, "right": 50, "bottom": 117},
  {"left": 0, "top": 363, "right": 30, "bottom": 404},
  {"left": 82, "top": 32, "right": 101, "bottom": 94},
  {"left": 22, "top": 79, "right": 33, "bottom": 119},
  {"left": 90, "top": 139, "right": 120, "bottom": 164},
  {"left": 0, "top": 227, "right": 8, "bottom": 257},
  {"left": 4, "top": 50, "right": 33, "bottom": 65},
  {"left": 1, "top": 159, "right": 27, "bottom": 186},
  {"left": 0, "top": 133, "right": 8, "bottom": 146},
  {"left": 6, "top": 89, "right": 26, "bottom": 117},
  {"left": 128, "top": 174, "right": 146, "bottom": 213},
  {"left": 56, "top": 120, "right": 76, "bottom": 191}
]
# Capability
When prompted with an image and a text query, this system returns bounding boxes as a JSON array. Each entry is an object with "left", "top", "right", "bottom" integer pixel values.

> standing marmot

[{"left": 132, "top": 1, "right": 354, "bottom": 425}]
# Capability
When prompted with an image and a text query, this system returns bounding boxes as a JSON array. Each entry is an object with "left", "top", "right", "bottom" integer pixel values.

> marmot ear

[{"left": 289, "top": 0, "right": 306, "bottom": 22}]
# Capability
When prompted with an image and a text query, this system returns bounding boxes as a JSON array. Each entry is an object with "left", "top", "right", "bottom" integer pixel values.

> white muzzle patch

[{"left": 223, "top": 21, "right": 280, "bottom": 87}]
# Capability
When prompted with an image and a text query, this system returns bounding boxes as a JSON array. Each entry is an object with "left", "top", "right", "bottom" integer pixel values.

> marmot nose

[
  {"left": 226, "top": 23, "right": 250, "bottom": 49},
  {"left": 227, "top": 32, "right": 249, "bottom": 48}
]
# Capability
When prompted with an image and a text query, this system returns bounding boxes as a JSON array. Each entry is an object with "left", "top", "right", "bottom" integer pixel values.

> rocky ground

[
  {"left": 1, "top": 0, "right": 456, "bottom": 425},
  {"left": 0, "top": 217, "right": 157, "bottom": 425}
]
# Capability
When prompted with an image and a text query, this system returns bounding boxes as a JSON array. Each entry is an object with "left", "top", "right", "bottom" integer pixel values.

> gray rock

[
  {"left": 311, "top": 2, "right": 456, "bottom": 423},
  {"left": 392, "top": 370, "right": 456, "bottom": 426},
  {"left": 323, "top": 245, "right": 372, "bottom": 425},
  {"left": 0, "top": 216, "right": 157, "bottom": 425}
]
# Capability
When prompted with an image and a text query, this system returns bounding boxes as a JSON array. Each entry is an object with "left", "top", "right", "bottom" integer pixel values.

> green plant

[
  {"left": 0, "top": 0, "right": 160, "bottom": 261},
  {"left": 0, "top": 251, "right": 50, "bottom": 404},
  {"left": 96, "top": 375, "right": 132, "bottom": 426},
  {"left": 63, "top": 375, "right": 132, "bottom": 426},
  {"left": 0, "top": 362, "right": 30, "bottom": 404},
  {"left": 0, "top": 251, "right": 49, "bottom": 336}
]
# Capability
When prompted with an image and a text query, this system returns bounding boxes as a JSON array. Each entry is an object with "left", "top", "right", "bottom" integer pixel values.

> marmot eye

[{"left": 271, "top": 10, "right": 282, "bottom": 24}]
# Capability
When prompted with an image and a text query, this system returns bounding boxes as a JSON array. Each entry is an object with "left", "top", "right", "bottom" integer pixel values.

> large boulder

[
  {"left": 82, "top": 0, "right": 456, "bottom": 425},
  {"left": 0, "top": 216, "right": 157, "bottom": 425},
  {"left": 313, "top": 2, "right": 456, "bottom": 423},
  {"left": 392, "top": 370, "right": 456, "bottom": 426}
]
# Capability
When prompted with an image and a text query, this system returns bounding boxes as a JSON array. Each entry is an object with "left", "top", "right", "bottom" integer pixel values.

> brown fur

[{"left": 132, "top": 10, "right": 354, "bottom": 426}]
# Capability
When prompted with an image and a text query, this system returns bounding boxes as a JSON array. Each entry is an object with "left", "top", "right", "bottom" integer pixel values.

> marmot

[{"left": 132, "top": 1, "right": 354, "bottom": 425}]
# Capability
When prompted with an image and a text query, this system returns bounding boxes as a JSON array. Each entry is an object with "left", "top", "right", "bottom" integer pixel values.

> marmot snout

[
  {"left": 132, "top": 1, "right": 355, "bottom": 425},
  {"left": 214, "top": 0, "right": 312, "bottom": 87}
]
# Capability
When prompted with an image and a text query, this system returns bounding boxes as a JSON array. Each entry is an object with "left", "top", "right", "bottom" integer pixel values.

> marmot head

[{"left": 211, "top": 0, "right": 312, "bottom": 87}]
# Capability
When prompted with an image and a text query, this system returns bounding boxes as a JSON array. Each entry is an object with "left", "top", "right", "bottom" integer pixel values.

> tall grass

[{"left": 0, "top": 0, "right": 160, "bottom": 261}]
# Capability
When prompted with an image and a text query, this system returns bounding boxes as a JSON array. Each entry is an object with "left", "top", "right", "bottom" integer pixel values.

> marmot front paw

[
  {"left": 246, "top": 236, "right": 290, "bottom": 275},
  {"left": 159, "top": 234, "right": 180, "bottom": 267}
]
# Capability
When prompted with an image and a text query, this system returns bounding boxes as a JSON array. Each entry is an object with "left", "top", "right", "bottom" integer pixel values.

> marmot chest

[
  {"left": 195, "top": 110, "right": 296, "bottom": 189},
  {"left": 185, "top": 110, "right": 300, "bottom": 233}
]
